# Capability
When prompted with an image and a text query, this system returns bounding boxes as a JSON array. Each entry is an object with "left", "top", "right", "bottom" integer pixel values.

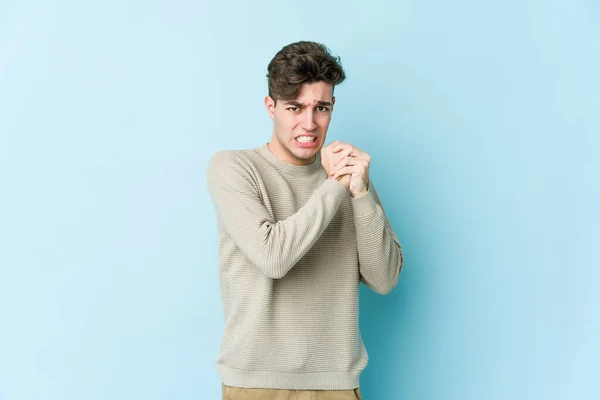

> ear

[
  {"left": 264, "top": 96, "right": 276, "bottom": 120},
  {"left": 331, "top": 96, "right": 336, "bottom": 111}
]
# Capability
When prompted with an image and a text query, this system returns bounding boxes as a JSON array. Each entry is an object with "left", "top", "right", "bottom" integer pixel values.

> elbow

[
  {"left": 376, "top": 276, "right": 398, "bottom": 295},
  {"left": 377, "top": 287, "right": 394, "bottom": 296},
  {"left": 251, "top": 225, "right": 295, "bottom": 279},
  {"left": 252, "top": 257, "right": 293, "bottom": 280},
  {"left": 363, "top": 273, "right": 398, "bottom": 295},
  {"left": 264, "top": 268, "right": 288, "bottom": 280},
  {"left": 375, "top": 260, "right": 403, "bottom": 295}
]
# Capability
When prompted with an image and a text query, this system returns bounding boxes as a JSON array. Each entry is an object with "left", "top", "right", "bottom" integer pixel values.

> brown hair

[{"left": 266, "top": 41, "right": 346, "bottom": 103}]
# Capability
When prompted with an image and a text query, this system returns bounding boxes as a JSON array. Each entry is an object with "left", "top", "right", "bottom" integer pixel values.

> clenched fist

[
  {"left": 322, "top": 141, "right": 371, "bottom": 197},
  {"left": 321, "top": 141, "right": 351, "bottom": 188}
]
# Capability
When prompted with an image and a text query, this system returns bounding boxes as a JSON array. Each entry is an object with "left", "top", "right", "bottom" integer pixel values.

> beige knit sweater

[{"left": 206, "top": 143, "right": 403, "bottom": 390}]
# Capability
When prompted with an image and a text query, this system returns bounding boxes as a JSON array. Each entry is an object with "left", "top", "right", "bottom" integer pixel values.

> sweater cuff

[
  {"left": 322, "top": 177, "right": 350, "bottom": 198},
  {"left": 351, "top": 189, "right": 378, "bottom": 217}
]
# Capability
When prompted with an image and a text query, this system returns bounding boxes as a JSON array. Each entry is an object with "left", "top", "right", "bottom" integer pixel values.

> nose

[{"left": 301, "top": 109, "right": 317, "bottom": 132}]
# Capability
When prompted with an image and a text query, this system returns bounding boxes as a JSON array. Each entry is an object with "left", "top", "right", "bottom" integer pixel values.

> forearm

[
  {"left": 231, "top": 179, "right": 347, "bottom": 278},
  {"left": 207, "top": 153, "right": 348, "bottom": 279},
  {"left": 352, "top": 183, "right": 404, "bottom": 294}
]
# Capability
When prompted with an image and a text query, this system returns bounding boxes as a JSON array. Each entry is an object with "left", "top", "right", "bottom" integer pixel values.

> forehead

[{"left": 292, "top": 81, "right": 333, "bottom": 103}]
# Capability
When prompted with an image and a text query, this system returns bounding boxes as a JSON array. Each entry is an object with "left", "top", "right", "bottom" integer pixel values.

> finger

[
  {"left": 331, "top": 157, "right": 369, "bottom": 172},
  {"left": 337, "top": 149, "right": 369, "bottom": 163},
  {"left": 352, "top": 159, "right": 370, "bottom": 168},
  {"left": 347, "top": 149, "right": 369, "bottom": 161},
  {"left": 329, "top": 155, "right": 353, "bottom": 175},
  {"left": 332, "top": 148, "right": 354, "bottom": 166},
  {"left": 330, "top": 157, "right": 368, "bottom": 176},
  {"left": 331, "top": 165, "right": 359, "bottom": 180},
  {"left": 331, "top": 143, "right": 352, "bottom": 153},
  {"left": 350, "top": 151, "right": 370, "bottom": 161},
  {"left": 326, "top": 140, "right": 341, "bottom": 147}
]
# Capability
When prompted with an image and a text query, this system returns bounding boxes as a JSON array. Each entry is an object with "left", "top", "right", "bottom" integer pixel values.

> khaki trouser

[{"left": 222, "top": 384, "right": 363, "bottom": 400}]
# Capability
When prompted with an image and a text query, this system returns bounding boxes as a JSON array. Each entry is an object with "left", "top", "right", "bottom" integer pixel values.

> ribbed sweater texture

[{"left": 206, "top": 143, "right": 404, "bottom": 390}]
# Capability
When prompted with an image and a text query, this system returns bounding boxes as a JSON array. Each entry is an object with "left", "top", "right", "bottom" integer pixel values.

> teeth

[{"left": 297, "top": 136, "right": 316, "bottom": 143}]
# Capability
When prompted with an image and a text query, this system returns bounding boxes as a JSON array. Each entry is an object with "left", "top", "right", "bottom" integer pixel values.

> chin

[{"left": 295, "top": 148, "right": 318, "bottom": 158}]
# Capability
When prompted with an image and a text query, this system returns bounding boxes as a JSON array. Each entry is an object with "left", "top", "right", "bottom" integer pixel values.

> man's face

[{"left": 264, "top": 81, "right": 335, "bottom": 166}]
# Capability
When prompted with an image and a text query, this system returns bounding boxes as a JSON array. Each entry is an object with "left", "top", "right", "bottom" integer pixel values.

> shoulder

[
  {"left": 207, "top": 148, "right": 260, "bottom": 171},
  {"left": 206, "top": 148, "right": 266, "bottom": 187}
]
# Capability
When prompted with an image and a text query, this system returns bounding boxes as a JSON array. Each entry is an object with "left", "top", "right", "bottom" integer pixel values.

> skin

[
  {"left": 326, "top": 141, "right": 371, "bottom": 198},
  {"left": 264, "top": 81, "right": 370, "bottom": 197}
]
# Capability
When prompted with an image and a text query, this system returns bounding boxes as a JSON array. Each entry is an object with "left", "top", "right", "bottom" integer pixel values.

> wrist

[{"left": 351, "top": 189, "right": 369, "bottom": 198}]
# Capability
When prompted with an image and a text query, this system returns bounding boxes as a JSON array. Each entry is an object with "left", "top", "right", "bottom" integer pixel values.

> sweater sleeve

[
  {"left": 206, "top": 151, "right": 348, "bottom": 279},
  {"left": 351, "top": 180, "right": 404, "bottom": 295}
]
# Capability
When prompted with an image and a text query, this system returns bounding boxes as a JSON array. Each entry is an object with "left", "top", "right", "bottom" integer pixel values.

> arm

[
  {"left": 352, "top": 180, "right": 404, "bottom": 295},
  {"left": 206, "top": 151, "right": 348, "bottom": 279}
]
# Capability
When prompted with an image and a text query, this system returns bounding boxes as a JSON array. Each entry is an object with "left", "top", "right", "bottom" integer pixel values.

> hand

[
  {"left": 328, "top": 142, "right": 371, "bottom": 197},
  {"left": 320, "top": 140, "right": 339, "bottom": 175},
  {"left": 321, "top": 141, "right": 351, "bottom": 188}
]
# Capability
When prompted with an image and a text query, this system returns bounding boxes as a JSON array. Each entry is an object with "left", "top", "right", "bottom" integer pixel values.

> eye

[
  {"left": 287, "top": 107, "right": 299, "bottom": 112},
  {"left": 316, "top": 106, "right": 330, "bottom": 112}
]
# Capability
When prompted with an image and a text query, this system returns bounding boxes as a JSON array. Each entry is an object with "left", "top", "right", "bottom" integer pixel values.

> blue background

[{"left": 1, "top": 0, "right": 598, "bottom": 399}]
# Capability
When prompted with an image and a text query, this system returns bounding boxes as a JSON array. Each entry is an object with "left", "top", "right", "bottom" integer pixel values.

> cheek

[
  {"left": 276, "top": 116, "right": 294, "bottom": 131},
  {"left": 318, "top": 114, "right": 331, "bottom": 127},
  {"left": 288, "top": 116, "right": 301, "bottom": 130}
]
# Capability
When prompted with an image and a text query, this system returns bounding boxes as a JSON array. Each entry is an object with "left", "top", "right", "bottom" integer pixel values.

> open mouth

[{"left": 295, "top": 135, "right": 318, "bottom": 147}]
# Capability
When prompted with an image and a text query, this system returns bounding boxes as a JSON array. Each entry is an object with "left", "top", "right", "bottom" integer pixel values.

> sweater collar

[{"left": 259, "top": 143, "right": 323, "bottom": 175}]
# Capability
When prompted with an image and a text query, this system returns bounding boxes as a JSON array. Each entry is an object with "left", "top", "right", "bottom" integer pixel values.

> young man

[{"left": 206, "top": 41, "right": 404, "bottom": 399}]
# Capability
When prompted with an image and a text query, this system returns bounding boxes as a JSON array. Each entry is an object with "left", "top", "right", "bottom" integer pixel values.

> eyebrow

[{"left": 283, "top": 101, "right": 333, "bottom": 107}]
